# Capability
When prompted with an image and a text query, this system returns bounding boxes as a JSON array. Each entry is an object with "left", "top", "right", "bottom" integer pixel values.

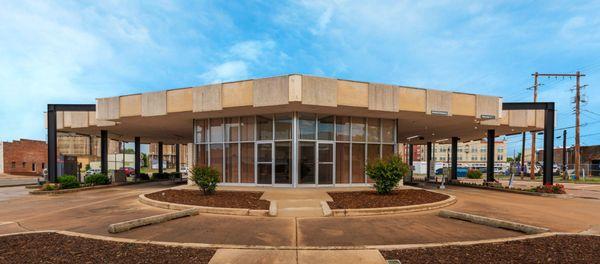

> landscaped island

[
  {"left": 327, "top": 189, "right": 449, "bottom": 209},
  {"left": 145, "top": 189, "right": 270, "bottom": 210}
]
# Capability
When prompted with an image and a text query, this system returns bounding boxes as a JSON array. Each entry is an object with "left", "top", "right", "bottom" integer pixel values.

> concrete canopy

[{"left": 52, "top": 74, "right": 544, "bottom": 144}]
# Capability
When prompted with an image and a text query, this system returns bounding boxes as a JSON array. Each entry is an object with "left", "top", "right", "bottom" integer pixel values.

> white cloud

[
  {"left": 198, "top": 61, "right": 248, "bottom": 83},
  {"left": 229, "top": 40, "right": 276, "bottom": 61}
]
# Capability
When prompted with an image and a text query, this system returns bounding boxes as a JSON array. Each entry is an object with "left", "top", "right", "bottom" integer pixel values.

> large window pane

[
  {"left": 225, "top": 143, "right": 238, "bottom": 183},
  {"left": 257, "top": 164, "right": 272, "bottom": 184},
  {"left": 336, "top": 143, "right": 350, "bottom": 184},
  {"left": 319, "top": 164, "right": 333, "bottom": 185},
  {"left": 240, "top": 116, "right": 255, "bottom": 141},
  {"left": 336, "top": 116, "right": 350, "bottom": 141},
  {"left": 275, "top": 142, "right": 291, "bottom": 184},
  {"left": 299, "top": 113, "right": 316, "bottom": 140},
  {"left": 351, "top": 143, "right": 365, "bottom": 183},
  {"left": 257, "top": 143, "right": 271, "bottom": 162},
  {"left": 257, "top": 115, "right": 273, "bottom": 140},
  {"left": 318, "top": 144, "right": 333, "bottom": 163},
  {"left": 351, "top": 117, "right": 366, "bottom": 142},
  {"left": 225, "top": 117, "right": 239, "bottom": 142},
  {"left": 195, "top": 119, "right": 207, "bottom": 143},
  {"left": 382, "top": 145, "right": 395, "bottom": 160},
  {"left": 209, "top": 144, "right": 223, "bottom": 182},
  {"left": 298, "top": 142, "right": 315, "bottom": 184},
  {"left": 275, "top": 113, "right": 292, "bottom": 140},
  {"left": 210, "top": 119, "right": 224, "bottom": 142},
  {"left": 382, "top": 119, "right": 395, "bottom": 143},
  {"left": 367, "top": 118, "right": 380, "bottom": 142},
  {"left": 240, "top": 143, "right": 255, "bottom": 183},
  {"left": 195, "top": 144, "right": 207, "bottom": 167},
  {"left": 367, "top": 144, "right": 380, "bottom": 183},
  {"left": 318, "top": 115, "right": 334, "bottom": 140}
]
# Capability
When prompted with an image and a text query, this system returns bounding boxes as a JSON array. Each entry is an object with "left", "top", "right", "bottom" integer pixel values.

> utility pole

[
  {"left": 530, "top": 72, "right": 585, "bottom": 180},
  {"left": 574, "top": 71, "right": 582, "bottom": 180},
  {"left": 521, "top": 132, "right": 526, "bottom": 180},
  {"left": 529, "top": 72, "right": 539, "bottom": 180},
  {"left": 562, "top": 130, "right": 567, "bottom": 180}
]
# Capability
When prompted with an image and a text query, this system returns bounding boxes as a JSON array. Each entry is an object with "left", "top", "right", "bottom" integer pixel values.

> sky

[{"left": 1, "top": 0, "right": 599, "bottom": 156}]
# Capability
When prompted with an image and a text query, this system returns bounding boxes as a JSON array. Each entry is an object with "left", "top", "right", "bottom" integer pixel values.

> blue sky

[{"left": 1, "top": 0, "right": 599, "bottom": 156}]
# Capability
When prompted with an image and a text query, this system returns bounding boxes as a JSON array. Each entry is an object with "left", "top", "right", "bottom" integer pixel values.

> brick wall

[{"left": 2, "top": 139, "right": 47, "bottom": 176}]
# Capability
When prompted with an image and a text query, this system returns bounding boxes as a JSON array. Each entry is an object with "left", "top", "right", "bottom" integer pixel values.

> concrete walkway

[
  {"left": 0, "top": 174, "right": 39, "bottom": 187},
  {"left": 209, "top": 249, "right": 386, "bottom": 264}
]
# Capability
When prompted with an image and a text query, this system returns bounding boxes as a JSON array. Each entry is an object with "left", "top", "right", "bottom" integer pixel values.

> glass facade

[{"left": 194, "top": 113, "right": 396, "bottom": 186}]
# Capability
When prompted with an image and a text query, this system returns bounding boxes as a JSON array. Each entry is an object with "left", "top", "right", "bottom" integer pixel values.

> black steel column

[
  {"left": 543, "top": 105, "right": 555, "bottom": 185},
  {"left": 451, "top": 137, "right": 458, "bottom": 180},
  {"left": 134, "top": 137, "right": 141, "bottom": 176},
  {"left": 487, "top": 129, "right": 495, "bottom": 182},
  {"left": 101, "top": 130, "right": 108, "bottom": 175},
  {"left": 426, "top": 142, "right": 432, "bottom": 181},
  {"left": 47, "top": 107, "right": 57, "bottom": 182},
  {"left": 562, "top": 130, "right": 567, "bottom": 179},
  {"left": 175, "top": 144, "right": 180, "bottom": 173},
  {"left": 158, "top": 142, "right": 164, "bottom": 174},
  {"left": 521, "top": 132, "right": 526, "bottom": 176},
  {"left": 408, "top": 144, "right": 414, "bottom": 182}
]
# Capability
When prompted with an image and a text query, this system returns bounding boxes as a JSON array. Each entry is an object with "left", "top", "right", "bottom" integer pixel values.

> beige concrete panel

[
  {"left": 193, "top": 84, "right": 222, "bottom": 112},
  {"left": 120, "top": 94, "right": 142, "bottom": 117},
  {"left": 88, "top": 112, "right": 97, "bottom": 126},
  {"left": 97, "top": 120, "right": 116, "bottom": 127},
  {"left": 96, "top": 97, "right": 120, "bottom": 120},
  {"left": 476, "top": 95, "right": 500, "bottom": 119},
  {"left": 535, "top": 109, "right": 545, "bottom": 128},
  {"left": 337, "top": 80, "right": 368, "bottom": 107},
  {"left": 368, "top": 83, "right": 399, "bottom": 112},
  {"left": 289, "top": 74, "right": 302, "bottom": 102},
  {"left": 301, "top": 75, "right": 337, "bottom": 107},
  {"left": 500, "top": 110, "right": 509, "bottom": 125},
  {"left": 508, "top": 110, "right": 528, "bottom": 127},
  {"left": 56, "top": 111, "right": 64, "bottom": 129},
  {"left": 63, "top": 111, "right": 72, "bottom": 128},
  {"left": 253, "top": 76, "right": 289, "bottom": 107},
  {"left": 167, "top": 88, "right": 193, "bottom": 113},
  {"left": 141, "top": 91, "right": 167, "bottom": 117},
  {"left": 426, "top": 90, "right": 452, "bottom": 116},
  {"left": 398, "top": 87, "right": 426, "bottom": 112},
  {"left": 69, "top": 111, "right": 89, "bottom": 128},
  {"left": 222, "top": 81, "right": 253, "bottom": 108},
  {"left": 527, "top": 110, "right": 536, "bottom": 126},
  {"left": 452, "top": 93, "right": 476, "bottom": 117}
]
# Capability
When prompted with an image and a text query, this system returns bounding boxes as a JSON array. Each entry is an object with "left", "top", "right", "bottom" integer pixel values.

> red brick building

[{"left": 0, "top": 139, "right": 47, "bottom": 176}]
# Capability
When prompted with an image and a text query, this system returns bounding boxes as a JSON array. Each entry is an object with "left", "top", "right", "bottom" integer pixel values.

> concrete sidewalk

[
  {"left": 0, "top": 174, "right": 39, "bottom": 187},
  {"left": 208, "top": 249, "right": 386, "bottom": 264}
]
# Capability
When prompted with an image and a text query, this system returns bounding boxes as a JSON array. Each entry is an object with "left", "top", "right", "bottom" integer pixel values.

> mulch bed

[
  {"left": 0, "top": 232, "right": 214, "bottom": 264},
  {"left": 327, "top": 189, "right": 449, "bottom": 209},
  {"left": 146, "top": 189, "right": 270, "bottom": 210},
  {"left": 381, "top": 235, "right": 600, "bottom": 264}
]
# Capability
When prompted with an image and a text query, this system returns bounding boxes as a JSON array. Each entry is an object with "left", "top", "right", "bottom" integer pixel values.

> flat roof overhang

[{"left": 50, "top": 74, "right": 545, "bottom": 145}]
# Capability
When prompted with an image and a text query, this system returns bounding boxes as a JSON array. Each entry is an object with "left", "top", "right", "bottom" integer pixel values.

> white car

[{"left": 85, "top": 168, "right": 101, "bottom": 176}]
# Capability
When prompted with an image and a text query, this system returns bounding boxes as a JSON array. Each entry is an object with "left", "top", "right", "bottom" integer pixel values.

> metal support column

[
  {"left": 158, "top": 142, "right": 164, "bottom": 174},
  {"left": 408, "top": 144, "right": 414, "bottom": 182},
  {"left": 487, "top": 129, "right": 495, "bottom": 182},
  {"left": 543, "top": 106, "right": 555, "bottom": 185},
  {"left": 451, "top": 137, "right": 458, "bottom": 180},
  {"left": 562, "top": 130, "right": 567, "bottom": 179},
  {"left": 101, "top": 130, "right": 108, "bottom": 175},
  {"left": 134, "top": 137, "right": 141, "bottom": 176},
  {"left": 47, "top": 107, "right": 57, "bottom": 182},
  {"left": 426, "top": 142, "right": 432, "bottom": 181},
  {"left": 175, "top": 144, "right": 180, "bottom": 173}
]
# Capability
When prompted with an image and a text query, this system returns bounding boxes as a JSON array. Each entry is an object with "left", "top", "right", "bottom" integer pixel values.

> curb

[
  {"left": 0, "top": 229, "right": 597, "bottom": 251},
  {"left": 320, "top": 201, "right": 332, "bottom": 216},
  {"left": 330, "top": 194, "right": 456, "bottom": 217},
  {"left": 269, "top": 201, "right": 277, "bottom": 216},
  {"left": 28, "top": 180, "right": 178, "bottom": 195},
  {"left": 438, "top": 210, "right": 550, "bottom": 234},
  {"left": 138, "top": 194, "right": 271, "bottom": 217},
  {"left": 108, "top": 208, "right": 199, "bottom": 233},
  {"left": 448, "top": 182, "right": 572, "bottom": 199}
]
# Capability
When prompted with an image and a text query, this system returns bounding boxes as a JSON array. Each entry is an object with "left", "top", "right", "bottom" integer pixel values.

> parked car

[
  {"left": 118, "top": 167, "right": 135, "bottom": 176},
  {"left": 85, "top": 168, "right": 101, "bottom": 176}
]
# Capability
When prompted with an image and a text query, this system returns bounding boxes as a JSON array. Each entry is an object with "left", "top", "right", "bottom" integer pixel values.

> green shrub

[
  {"left": 533, "top": 183, "right": 566, "bottom": 194},
  {"left": 138, "top": 173, "right": 150, "bottom": 181},
  {"left": 189, "top": 166, "right": 220, "bottom": 195},
  {"left": 466, "top": 169, "right": 482, "bottom": 179},
  {"left": 366, "top": 155, "right": 409, "bottom": 195},
  {"left": 58, "top": 175, "right": 80, "bottom": 189},
  {"left": 170, "top": 172, "right": 182, "bottom": 180},
  {"left": 84, "top": 173, "right": 110, "bottom": 185},
  {"left": 152, "top": 172, "right": 170, "bottom": 180},
  {"left": 41, "top": 183, "right": 58, "bottom": 191}
]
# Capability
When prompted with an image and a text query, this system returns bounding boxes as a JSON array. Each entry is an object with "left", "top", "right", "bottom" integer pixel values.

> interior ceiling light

[
  {"left": 436, "top": 138, "right": 448, "bottom": 143},
  {"left": 431, "top": 110, "right": 449, "bottom": 116},
  {"left": 406, "top": 135, "right": 421, "bottom": 140},
  {"left": 480, "top": 114, "right": 496, "bottom": 120}
]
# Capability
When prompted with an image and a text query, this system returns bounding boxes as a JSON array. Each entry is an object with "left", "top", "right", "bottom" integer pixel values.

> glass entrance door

[
  {"left": 256, "top": 142, "right": 272, "bottom": 184},
  {"left": 317, "top": 143, "right": 334, "bottom": 185}
]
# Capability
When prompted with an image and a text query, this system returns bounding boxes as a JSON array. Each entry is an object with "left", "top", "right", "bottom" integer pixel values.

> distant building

[
  {"left": 57, "top": 132, "right": 121, "bottom": 170},
  {"left": 412, "top": 139, "right": 507, "bottom": 165},
  {"left": 148, "top": 143, "right": 188, "bottom": 169},
  {"left": 0, "top": 139, "right": 47, "bottom": 176},
  {"left": 536, "top": 145, "right": 600, "bottom": 176}
]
